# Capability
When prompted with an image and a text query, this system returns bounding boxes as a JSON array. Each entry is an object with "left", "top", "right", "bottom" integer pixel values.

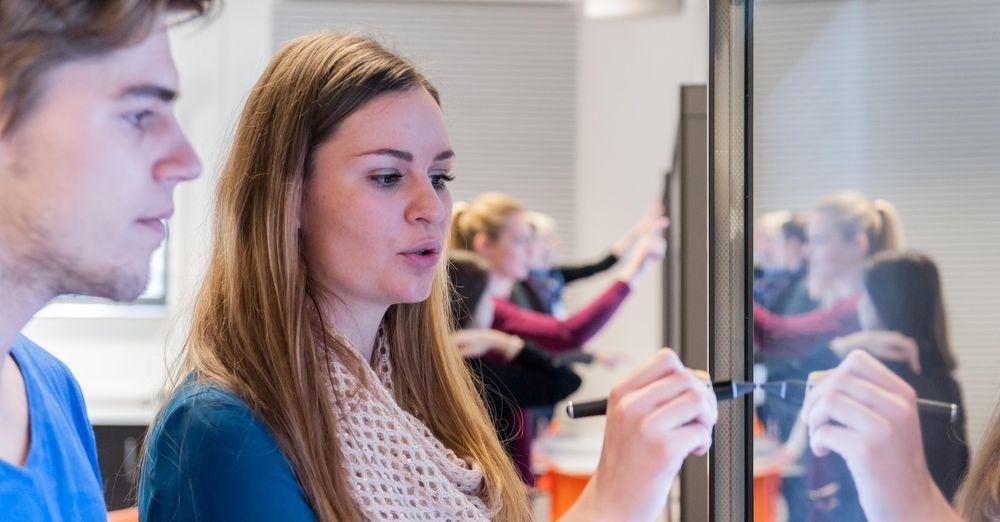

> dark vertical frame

[
  {"left": 743, "top": 0, "right": 755, "bottom": 519},
  {"left": 706, "top": 0, "right": 752, "bottom": 520},
  {"left": 669, "top": 84, "right": 711, "bottom": 522}
]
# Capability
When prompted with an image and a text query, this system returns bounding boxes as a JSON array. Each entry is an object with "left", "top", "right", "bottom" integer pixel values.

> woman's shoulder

[
  {"left": 141, "top": 376, "right": 317, "bottom": 521},
  {"left": 151, "top": 377, "right": 280, "bottom": 455}
]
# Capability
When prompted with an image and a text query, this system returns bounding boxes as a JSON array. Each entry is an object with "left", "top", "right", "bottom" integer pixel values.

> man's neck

[{"left": 0, "top": 262, "right": 54, "bottom": 385}]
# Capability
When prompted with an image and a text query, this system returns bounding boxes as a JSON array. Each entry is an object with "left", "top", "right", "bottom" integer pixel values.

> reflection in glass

[{"left": 751, "top": 0, "right": 1000, "bottom": 520}]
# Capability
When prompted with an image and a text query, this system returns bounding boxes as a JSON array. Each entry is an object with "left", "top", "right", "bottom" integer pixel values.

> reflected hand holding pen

[
  {"left": 568, "top": 374, "right": 959, "bottom": 423},
  {"left": 761, "top": 376, "right": 959, "bottom": 423},
  {"left": 796, "top": 351, "right": 960, "bottom": 522}
]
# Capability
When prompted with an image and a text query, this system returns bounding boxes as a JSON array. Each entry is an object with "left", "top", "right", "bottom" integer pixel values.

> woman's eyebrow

[{"left": 354, "top": 149, "right": 455, "bottom": 162}]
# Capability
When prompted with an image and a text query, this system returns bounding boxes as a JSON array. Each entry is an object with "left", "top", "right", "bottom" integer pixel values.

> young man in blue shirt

[{"left": 0, "top": 1, "right": 212, "bottom": 518}]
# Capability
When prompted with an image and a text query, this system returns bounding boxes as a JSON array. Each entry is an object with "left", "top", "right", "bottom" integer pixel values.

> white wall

[
  {"left": 753, "top": 0, "right": 1000, "bottom": 451},
  {"left": 560, "top": 0, "right": 708, "bottom": 435},
  {"left": 23, "top": 0, "right": 709, "bottom": 427}
]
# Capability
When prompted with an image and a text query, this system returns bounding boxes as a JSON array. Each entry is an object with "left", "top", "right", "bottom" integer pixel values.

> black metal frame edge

[
  {"left": 707, "top": 1, "right": 718, "bottom": 519},
  {"left": 743, "top": 0, "right": 755, "bottom": 520},
  {"left": 708, "top": 1, "right": 754, "bottom": 520}
]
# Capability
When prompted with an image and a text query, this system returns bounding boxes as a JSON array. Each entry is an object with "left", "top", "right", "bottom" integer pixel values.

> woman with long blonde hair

[
  {"left": 752, "top": 192, "right": 907, "bottom": 520},
  {"left": 139, "top": 33, "right": 716, "bottom": 521},
  {"left": 754, "top": 192, "right": 906, "bottom": 357}
]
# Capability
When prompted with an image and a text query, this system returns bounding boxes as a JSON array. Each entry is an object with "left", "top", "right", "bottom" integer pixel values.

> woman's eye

[
  {"left": 370, "top": 172, "right": 403, "bottom": 188},
  {"left": 430, "top": 172, "right": 455, "bottom": 190}
]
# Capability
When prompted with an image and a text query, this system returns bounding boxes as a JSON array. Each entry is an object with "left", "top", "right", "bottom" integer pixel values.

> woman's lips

[{"left": 399, "top": 250, "right": 440, "bottom": 269}]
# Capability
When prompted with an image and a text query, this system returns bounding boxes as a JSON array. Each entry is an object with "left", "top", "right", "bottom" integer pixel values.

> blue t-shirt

[
  {"left": 0, "top": 336, "right": 105, "bottom": 520},
  {"left": 139, "top": 376, "right": 317, "bottom": 521}
]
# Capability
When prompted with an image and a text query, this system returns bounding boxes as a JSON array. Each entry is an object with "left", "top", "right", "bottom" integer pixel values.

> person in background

[
  {"left": 827, "top": 251, "right": 968, "bottom": 502},
  {"left": 450, "top": 194, "right": 667, "bottom": 475},
  {"left": 754, "top": 193, "right": 906, "bottom": 359},
  {"left": 754, "top": 210, "right": 810, "bottom": 313},
  {"left": 776, "top": 250, "right": 970, "bottom": 521},
  {"left": 449, "top": 234, "right": 664, "bottom": 355},
  {"left": 450, "top": 194, "right": 665, "bottom": 354},
  {"left": 518, "top": 208, "right": 665, "bottom": 432},
  {"left": 752, "top": 192, "right": 905, "bottom": 521},
  {"left": 447, "top": 250, "right": 582, "bottom": 485},
  {"left": 520, "top": 206, "right": 667, "bottom": 319},
  {"left": 139, "top": 33, "right": 717, "bottom": 521},
  {"left": 0, "top": 1, "right": 210, "bottom": 518}
]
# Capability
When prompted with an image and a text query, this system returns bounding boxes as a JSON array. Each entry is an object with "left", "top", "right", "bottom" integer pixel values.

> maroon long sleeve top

[
  {"left": 753, "top": 295, "right": 862, "bottom": 358},
  {"left": 492, "top": 280, "right": 631, "bottom": 353}
]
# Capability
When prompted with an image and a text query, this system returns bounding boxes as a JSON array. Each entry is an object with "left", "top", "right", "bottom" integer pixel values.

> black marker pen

[{"left": 566, "top": 380, "right": 755, "bottom": 419}]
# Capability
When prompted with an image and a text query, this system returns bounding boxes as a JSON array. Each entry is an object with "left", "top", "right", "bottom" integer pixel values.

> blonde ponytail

[
  {"left": 447, "top": 192, "right": 524, "bottom": 253},
  {"left": 816, "top": 192, "right": 905, "bottom": 257},
  {"left": 872, "top": 198, "right": 905, "bottom": 254},
  {"left": 449, "top": 202, "right": 472, "bottom": 250}
]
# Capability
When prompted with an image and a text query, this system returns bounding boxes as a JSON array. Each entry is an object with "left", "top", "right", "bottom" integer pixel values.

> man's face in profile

[{"left": 0, "top": 22, "right": 201, "bottom": 302}]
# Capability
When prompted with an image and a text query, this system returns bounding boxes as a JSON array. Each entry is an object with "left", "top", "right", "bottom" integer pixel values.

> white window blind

[
  {"left": 274, "top": 1, "right": 579, "bottom": 254},
  {"left": 754, "top": 0, "right": 1000, "bottom": 448}
]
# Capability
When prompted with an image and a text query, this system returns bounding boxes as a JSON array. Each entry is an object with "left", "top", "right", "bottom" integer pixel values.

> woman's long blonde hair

[
  {"left": 168, "top": 33, "right": 528, "bottom": 521},
  {"left": 958, "top": 407, "right": 1000, "bottom": 520}
]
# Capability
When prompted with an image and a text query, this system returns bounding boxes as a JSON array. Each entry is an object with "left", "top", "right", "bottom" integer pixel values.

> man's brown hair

[{"left": 0, "top": 0, "right": 214, "bottom": 135}]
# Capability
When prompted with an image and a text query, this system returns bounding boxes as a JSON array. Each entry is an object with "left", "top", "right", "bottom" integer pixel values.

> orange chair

[
  {"left": 107, "top": 507, "right": 139, "bottom": 522},
  {"left": 537, "top": 466, "right": 591, "bottom": 521},
  {"left": 752, "top": 416, "right": 781, "bottom": 522}
]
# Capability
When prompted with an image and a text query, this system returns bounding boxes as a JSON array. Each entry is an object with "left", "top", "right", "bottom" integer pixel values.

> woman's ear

[
  {"left": 855, "top": 233, "right": 870, "bottom": 256},
  {"left": 472, "top": 231, "right": 490, "bottom": 255}
]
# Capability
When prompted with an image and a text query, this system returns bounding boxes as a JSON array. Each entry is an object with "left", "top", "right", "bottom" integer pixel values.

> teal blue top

[{"left": 138, "top": 377, "right": 317, "bottom": 521}]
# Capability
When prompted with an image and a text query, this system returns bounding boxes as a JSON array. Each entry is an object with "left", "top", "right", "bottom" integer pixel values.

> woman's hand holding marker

[{"left": 562, "top": 349, "right": 718, "bottom": 522}]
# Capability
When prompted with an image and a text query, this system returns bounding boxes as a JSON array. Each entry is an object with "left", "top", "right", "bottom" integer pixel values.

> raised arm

[
  {"left": 492, "top": 281, "right": 630, "bottom": 352},
  {"left": 753, "top": 296, "right": 861, "bottom": 357}
]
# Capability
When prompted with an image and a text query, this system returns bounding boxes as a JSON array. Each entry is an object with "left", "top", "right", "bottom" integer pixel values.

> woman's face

[
  {"left": 478, "top": 212, "right": 533, "bottom": 280},
  {"left": 807, "top": 211, "right": 866, "bottom": 290},
  {"left": 529, "top": 227, "right": 558, "bottom": 271},
  {"left": 301, "top": 88, "right": 454, "bottom": 310}
]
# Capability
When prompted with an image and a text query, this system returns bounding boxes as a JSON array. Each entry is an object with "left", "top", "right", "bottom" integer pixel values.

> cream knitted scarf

[{"left": 324, "top": 331, "right": 494, "bottom": 521}]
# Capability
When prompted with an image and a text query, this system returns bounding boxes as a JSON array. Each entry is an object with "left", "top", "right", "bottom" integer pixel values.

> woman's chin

[{"left": 391, "top": 283, "right": 435, "bottom": 305}]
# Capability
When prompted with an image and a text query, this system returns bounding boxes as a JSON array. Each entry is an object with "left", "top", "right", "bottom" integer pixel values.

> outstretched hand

[
  {"left": 612, "top": 203, "right": 669, "bottom": 258},
  {"left": 452, "top": 329, "right": 522, "bottom": 360},
  {"left": 830, "top": 330, "right": 921, "bottom": 374},
  {"left": 617, "top": 233, "right": 667, "bottom": 288}
]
